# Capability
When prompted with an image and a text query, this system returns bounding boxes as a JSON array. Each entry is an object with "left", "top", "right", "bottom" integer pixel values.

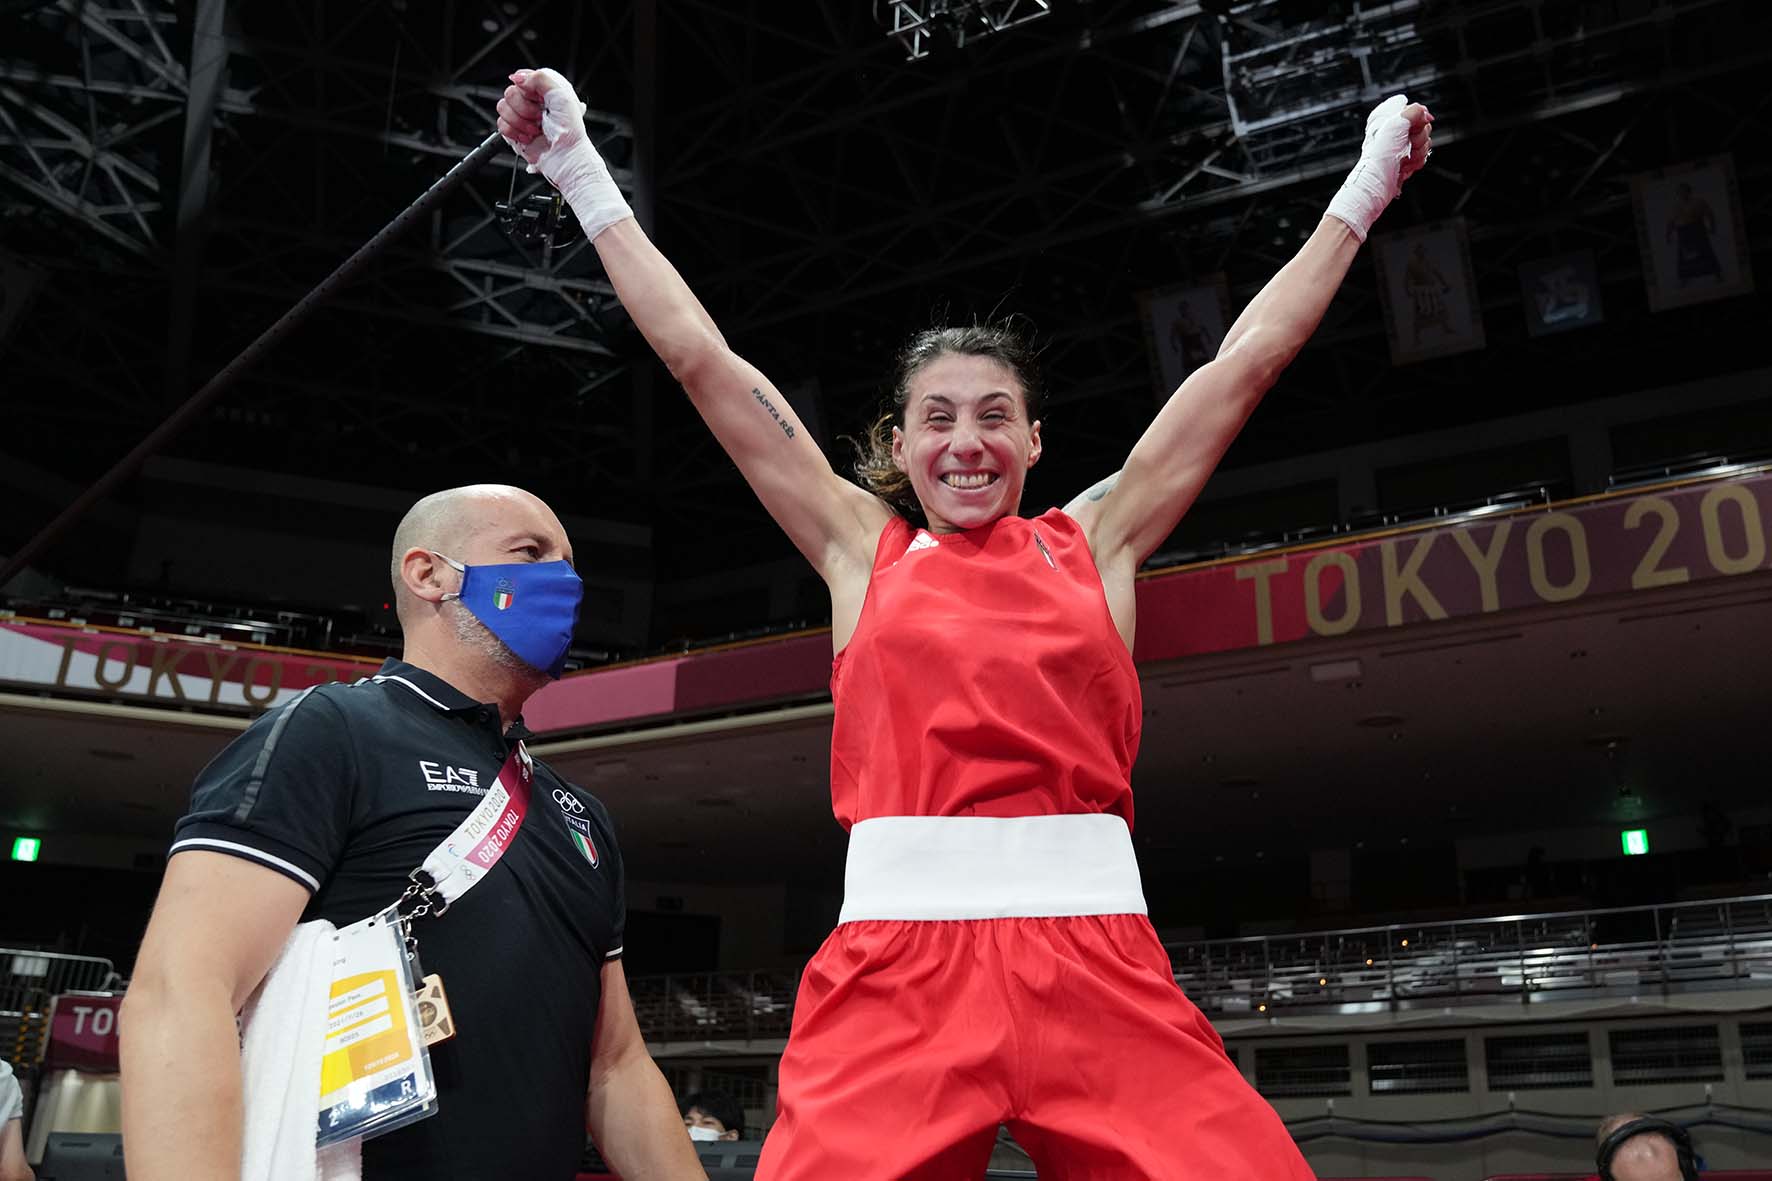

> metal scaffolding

[
  {"left": 1, "top": 0, "right": 1768, "bottom": 580},
  {"left": 877, "top": 0, "right": 1056, "bottom": 61}
]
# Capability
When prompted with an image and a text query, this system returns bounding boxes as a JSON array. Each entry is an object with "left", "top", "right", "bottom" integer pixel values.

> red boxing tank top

[{"left": 829, "top": 508, "right": 1142, "bottom": 829}]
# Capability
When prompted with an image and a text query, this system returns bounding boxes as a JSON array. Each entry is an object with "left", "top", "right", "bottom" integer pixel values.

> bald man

[
  {"left": 121, "top": 486, "right": 703, "bottom": 1181},
  {"left": 1595, "top": 1113, "right": 1692, "bottom": 1181}
]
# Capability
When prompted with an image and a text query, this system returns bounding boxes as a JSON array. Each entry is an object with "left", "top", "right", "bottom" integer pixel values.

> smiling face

[{"left": 891, "top": 352, "right": 1043, "bottom": 532}]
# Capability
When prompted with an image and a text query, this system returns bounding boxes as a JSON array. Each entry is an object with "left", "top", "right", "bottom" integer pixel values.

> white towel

[{"left": 240, "top": 920, "right": 362, "bottom": 1181}]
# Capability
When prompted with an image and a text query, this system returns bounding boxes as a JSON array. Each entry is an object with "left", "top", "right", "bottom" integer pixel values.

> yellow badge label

[{"left": 320, "top": 970, "right": 413, "bottom": 1097}]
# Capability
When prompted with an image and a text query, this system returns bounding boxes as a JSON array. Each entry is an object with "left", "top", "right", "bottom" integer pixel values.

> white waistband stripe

[{"left": 839, "top": 813, "right": 1147, "bottom": 923}]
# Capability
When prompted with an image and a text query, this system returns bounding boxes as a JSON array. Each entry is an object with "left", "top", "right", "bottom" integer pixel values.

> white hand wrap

[
  {"left": 1325, "top": 94, "right": 1413, "bottom": 243},
  {"left": 519, "top": 80, "right": 633, "bottom": 242}
]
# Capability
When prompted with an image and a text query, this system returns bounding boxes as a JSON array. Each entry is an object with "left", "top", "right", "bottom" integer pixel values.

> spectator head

[
  {"left": 1595, "top": 1113, "right": 1697, "bottom": 1181},
  {"left": 681, "top": 1090, "right": 743, "bottom": 1142}
]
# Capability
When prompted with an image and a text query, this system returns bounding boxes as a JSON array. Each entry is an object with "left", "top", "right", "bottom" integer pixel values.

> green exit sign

[
  {"left": 1621, "top": 829, "right": 1650, "bottom": 856},
  {"left": 10, "top": 837, "right": 41, "bottom": 862}
]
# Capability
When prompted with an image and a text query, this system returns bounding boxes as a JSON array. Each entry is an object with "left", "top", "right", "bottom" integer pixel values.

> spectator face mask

[
  {"left": 434, "top": 552, "right": 583, "bottom": 678},
  {"left": 687, "top": 1126, "right": 722, "bottom": 1142}
]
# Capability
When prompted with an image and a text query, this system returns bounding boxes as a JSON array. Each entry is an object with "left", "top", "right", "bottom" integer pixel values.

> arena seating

[
  {"left": 620, "top": 895, "right": 1772, "bottom": 1042},
  {"left": 3, "top": 586, "right": 352, "bottom": 653},
  {"left": 1168, "top": 894, "right": 1772, "bottom": 1017},
  {"left": 626, "top": 970, "right": 798, "bottom": 1043},
  {"left": 33, "top": 1132, "right": 124, "bottom": 1180},
  {"left": 14, "top": 454, "right": 1757, "bottom": 671}
]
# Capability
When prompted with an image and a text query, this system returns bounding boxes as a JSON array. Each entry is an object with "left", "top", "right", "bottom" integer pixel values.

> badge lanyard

[
  {"left": 404, "top": 740, "right": 537, "bottom": 912},
  {"left": 391, "top": 740, "right": 538, "bottom": 1025},
  {"left": 316, "top": 741, "right": 537, "bottom": 1147}
]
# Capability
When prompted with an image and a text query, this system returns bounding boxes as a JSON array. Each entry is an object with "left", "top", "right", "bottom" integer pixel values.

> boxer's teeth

[{"left": 942, "top": 472, "right": 997, "bottom": 489}]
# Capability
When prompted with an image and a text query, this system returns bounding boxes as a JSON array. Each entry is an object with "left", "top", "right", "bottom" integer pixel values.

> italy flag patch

[{"left": 564, "top": 814, "right": 600, "bottom": 867}]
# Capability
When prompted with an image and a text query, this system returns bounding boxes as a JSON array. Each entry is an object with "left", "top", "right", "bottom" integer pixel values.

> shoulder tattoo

[{"left": 1084, "top": 474, "right": 1119, "bottom": 502}]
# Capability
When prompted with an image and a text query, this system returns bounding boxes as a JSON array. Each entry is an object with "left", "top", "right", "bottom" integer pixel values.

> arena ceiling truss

[{"left": 2, "top": 0, "right": 1768, "bottom": 581}]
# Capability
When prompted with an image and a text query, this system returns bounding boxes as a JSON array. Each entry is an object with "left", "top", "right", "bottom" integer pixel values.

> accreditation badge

[{"left": 316, "top": 905, "right": 438, "bottom": 1147}]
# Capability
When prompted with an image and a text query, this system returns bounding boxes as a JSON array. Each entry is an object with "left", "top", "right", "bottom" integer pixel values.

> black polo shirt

[{"left": 171, "top": 659, "right": 624, "bottom": 1181}]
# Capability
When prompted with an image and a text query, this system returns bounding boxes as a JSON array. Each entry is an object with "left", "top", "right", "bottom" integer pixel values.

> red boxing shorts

[{"left": 755, "top": 818, "right": 1315, "bottom": 1180}]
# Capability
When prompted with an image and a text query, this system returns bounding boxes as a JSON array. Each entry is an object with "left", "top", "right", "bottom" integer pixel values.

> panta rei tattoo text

[{"left": 752, "top": 387, "right": 796, "bottom": 439}]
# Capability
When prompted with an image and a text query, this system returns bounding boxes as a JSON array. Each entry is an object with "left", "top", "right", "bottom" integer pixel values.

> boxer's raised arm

[
  {"left": 497, "top": 69, "right": 893, "bottom": 586},
  {"left": 1070, "top": 98, "right": 1434, "bottom": 574}
]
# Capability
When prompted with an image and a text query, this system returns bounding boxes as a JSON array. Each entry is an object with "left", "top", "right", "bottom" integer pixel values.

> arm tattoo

[
  {"left": 751, "top": 387, "right": 797, "bottom": 439},
  {"left": 1084, "top": 474, "right": 1120, "bottom": 502}
]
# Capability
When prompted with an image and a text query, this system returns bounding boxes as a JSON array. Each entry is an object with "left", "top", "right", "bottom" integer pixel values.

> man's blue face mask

[{"left": 434, "top": 551, "right": 583, "bottom": 678}]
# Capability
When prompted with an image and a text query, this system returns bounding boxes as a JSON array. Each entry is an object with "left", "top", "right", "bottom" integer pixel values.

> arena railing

[
  {"left": 626, "top": 970, "right": 800, "bottom": 1045},
  {"left": 1606, "top": 447, "right": 1772, "bottom": 491},
  {"left": 4, "top": 585, "right": 343, "bottom": 652},
  {"left": 1142, "top": 479, "right": 1562, "bottom": 571},
  {"left": 626, "top": 895, "right": 1772, "bottom": 1044},
  {"left": 1165, "top": 893, "right": 1772, "bottom": 1017},
  {"left": 0, "top": 593, "right": 629, "bottom": 672},
  {"left": 0, "top": 948, "right": 119, "bottom": 1067}
]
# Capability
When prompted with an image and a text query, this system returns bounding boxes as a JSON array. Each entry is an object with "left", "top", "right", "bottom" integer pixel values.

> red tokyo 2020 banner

[
  {"left": 1134, "top": 469, "right": 1772, "bottom": 659},
  {"left": 44, "top": 994, "right": 123, "bottom": 1073}
]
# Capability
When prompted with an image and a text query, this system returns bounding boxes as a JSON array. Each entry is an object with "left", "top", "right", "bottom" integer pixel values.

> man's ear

[{"left": 400, "top": 548, "right": 450, "bottom": 605}]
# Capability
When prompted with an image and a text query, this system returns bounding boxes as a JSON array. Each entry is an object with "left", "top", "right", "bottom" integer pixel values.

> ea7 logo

[{"left": 419, "top": 760, "right": 484, "bottom": 794}]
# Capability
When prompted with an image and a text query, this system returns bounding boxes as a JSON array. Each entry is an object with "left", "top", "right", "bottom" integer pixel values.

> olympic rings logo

[{"left": 552, "top": 788, "right": 585, "bottom": 814}]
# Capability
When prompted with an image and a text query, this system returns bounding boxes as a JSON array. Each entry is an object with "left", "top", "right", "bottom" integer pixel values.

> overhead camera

[{"left": 496, "top": 178, "right": 578, "bottom": 248}]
